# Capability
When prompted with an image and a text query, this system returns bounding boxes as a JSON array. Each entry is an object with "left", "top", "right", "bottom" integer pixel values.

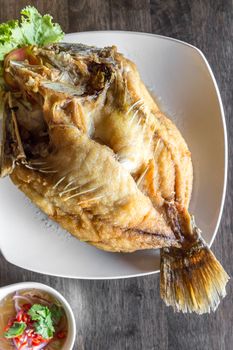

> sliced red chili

[
  {"left": 57, "top": 330, "right": 66, "bottom": 339},
  {"left": 22, "top": 303, "right": 32, "bottom": 311},
  {"left": 19, "top": 340, "right": 27, "bottom": 350},
  {"left": 16, "top": 310, "right": 24, "bottom": 322},
  {"left": 27, "top": 329, "right": 34, "bottom": 338},
  {"left": 7, "top": 318, "right": 14, "bottom": 327},
  {"left": 22, "top": 314, "right": 28, "bottom": 323},
  {"left": 32, "top": 338, "right": 42, "bottom": 345}
]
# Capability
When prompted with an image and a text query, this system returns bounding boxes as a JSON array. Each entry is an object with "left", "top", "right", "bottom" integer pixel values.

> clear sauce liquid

[{"left": 0, "top": 289, "right": 67, "bottom": 350}]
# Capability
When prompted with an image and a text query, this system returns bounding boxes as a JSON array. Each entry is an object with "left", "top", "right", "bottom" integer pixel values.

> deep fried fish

[{"left": 1, "top": 43, "right": 229, "bottom": 313}]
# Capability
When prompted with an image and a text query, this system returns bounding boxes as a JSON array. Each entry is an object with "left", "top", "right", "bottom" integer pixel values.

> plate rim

[{"left": 0, "top": 31, "right": 228, "bottom": 280}]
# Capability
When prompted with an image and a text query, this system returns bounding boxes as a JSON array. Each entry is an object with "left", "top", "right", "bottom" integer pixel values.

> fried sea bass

[{"left": 0, "top": 43, "right": 229, "bottom": 313}]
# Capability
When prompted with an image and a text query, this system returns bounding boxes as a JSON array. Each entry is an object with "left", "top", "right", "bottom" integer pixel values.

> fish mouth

[
  {"left": 4, "top": 44, "right": 116, "bottom": 98},
  {"left": 0, "top": 93, "right": 26, "bottom": 177},
  {"left": 0, "top": 81, "right": 56, "bottom": 175},
  {"left": 0, "top": 43, "right": 118, "bottom": 176}
]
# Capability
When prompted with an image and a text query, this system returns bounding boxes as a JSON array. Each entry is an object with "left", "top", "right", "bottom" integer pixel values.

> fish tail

[{"left": 160, "top": 224, "right": 229, "bottom": 314}]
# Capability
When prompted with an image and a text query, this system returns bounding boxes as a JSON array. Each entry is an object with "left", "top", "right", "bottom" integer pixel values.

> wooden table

[{"left": 0, "top": 1, "right": 232, "bottom": 349}]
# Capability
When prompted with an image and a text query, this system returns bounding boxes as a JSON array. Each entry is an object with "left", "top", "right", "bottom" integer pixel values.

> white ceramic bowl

[
  {"left": 0, "top": 282, "right": 76, "bottom": 350},
  {"left": 0, "top": 31, "right": 227, "bottom": 279}
]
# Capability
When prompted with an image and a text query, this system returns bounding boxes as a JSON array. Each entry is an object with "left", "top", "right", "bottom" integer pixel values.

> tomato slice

[{"left": 3, "top": 46, "right": 41, "bottom": 89}]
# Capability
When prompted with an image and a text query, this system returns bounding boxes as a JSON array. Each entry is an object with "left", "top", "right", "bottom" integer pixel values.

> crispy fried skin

[
  {"left": 2, "top": 44, "right": 229, "bottom": 314},
  {"left": 3, "top": 43, "right": 193, "bottom": 252}
]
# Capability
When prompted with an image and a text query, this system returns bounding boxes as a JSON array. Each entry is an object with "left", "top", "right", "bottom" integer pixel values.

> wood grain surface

[{"left": 0, "top": 1, "right": 232, "bottom": 349}]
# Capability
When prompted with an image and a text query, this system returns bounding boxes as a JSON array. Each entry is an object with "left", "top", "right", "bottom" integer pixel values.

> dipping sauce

[{"left": 0, "top": 289, "right": 68, "bottom": 350}]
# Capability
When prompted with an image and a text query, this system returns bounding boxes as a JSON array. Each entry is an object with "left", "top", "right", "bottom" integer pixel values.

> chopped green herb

[
  {"left": 28, "top": 304, "right": 55, "bottom": 339},
  {"left": 50, "top": 304, "right": 63, "bottom": 325},
  {"left": 4, "top": 321, "right": 26, "bottom": 339}
]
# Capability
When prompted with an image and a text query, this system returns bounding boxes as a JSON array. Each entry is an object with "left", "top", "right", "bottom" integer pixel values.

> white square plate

[{"left": 0, "top": 31, "right": 227, "bottom": 279}]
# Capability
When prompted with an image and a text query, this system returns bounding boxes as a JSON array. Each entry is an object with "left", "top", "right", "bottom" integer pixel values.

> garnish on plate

[
  {"left": 0, "top": 290, "right": 67, "bottom": 350},
  {"left": 0, "top": 6, "right": 64, "bottom": 74}
]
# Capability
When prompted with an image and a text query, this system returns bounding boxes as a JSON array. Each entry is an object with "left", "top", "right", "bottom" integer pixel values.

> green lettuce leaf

[{"left": 0, "top": 6, "right": 64, "bottom": 61}]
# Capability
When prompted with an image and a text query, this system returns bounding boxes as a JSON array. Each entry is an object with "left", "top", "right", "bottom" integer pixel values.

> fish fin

[
  {"left": 1, "top": 92, "right": 26, "bottom": 177},
  {"left": 160, "top": 225, "right": 229, "bottom": 314}
]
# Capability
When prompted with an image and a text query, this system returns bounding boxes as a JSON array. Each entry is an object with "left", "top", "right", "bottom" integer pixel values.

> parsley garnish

[
  {"left": 28, "top": 304, "right": 55, "bottom": 339},
  {"left": 4, "top": 321, "right": 26, "bottom": 339},
  {"left": 50, "top": 304, "right": 63, "bottom": 325}
]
